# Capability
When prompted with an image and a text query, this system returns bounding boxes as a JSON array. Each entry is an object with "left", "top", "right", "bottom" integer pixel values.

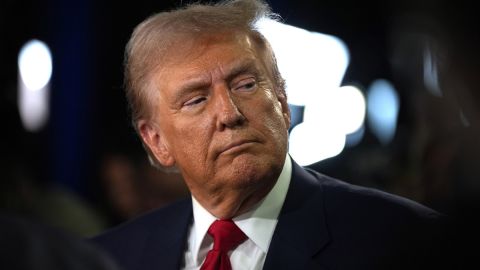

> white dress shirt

[{"left": 181, "top": 155, "right": 292, "bottom": 270}]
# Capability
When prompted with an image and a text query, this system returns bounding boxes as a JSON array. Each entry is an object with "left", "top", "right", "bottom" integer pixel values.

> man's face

[{"left": 143, "top": 32, "right": 290, "bottom": 201}]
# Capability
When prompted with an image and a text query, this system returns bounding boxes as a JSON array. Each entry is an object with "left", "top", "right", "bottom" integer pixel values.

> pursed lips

[{"left": 219, "top": 139, "right": 257, "bottom": 155}]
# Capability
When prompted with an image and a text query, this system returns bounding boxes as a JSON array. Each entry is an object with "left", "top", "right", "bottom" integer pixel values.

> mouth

[{"left": 219, "top": 140, "right": 257, "bottom": 156}]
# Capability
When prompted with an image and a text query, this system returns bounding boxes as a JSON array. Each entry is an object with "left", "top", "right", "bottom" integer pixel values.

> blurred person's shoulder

[{"left": 0, "top": 213, "right": 121, "bottom": 270}]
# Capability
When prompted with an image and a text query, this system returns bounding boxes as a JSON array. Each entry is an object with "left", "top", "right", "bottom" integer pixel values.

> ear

[{"left": 137, "top": 119, "right": 176, "bottom": 167}]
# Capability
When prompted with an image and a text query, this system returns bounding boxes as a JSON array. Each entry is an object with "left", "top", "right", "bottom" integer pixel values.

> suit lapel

[
  {"left": 263, "top": 160, "right": 330, "bottom": 270},
  {"left": 140, "top": 198, "right": 193, "bottom": 270}
]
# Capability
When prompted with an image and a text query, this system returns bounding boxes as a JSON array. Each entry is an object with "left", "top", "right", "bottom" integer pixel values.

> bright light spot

[
  {"left": 367, "top": 79, "right": 399, "bottom": 145},
  {"left": 18, "top": 39, "right": 53, "bottom": 91},
  {"left": 288, "top": 85, "right": 364, "bottom": 165},
  {"left": 18, "top": 39, "right": 52, "bottom": 132},
  {"left": 335, "top": 85, "right": 366, "bottom": 134},
  {"left": 289, "top": 122, "right": 346, "bottom": 166},
  {"left": 256, "top": 18, "right": 351, "bottom": 165},
  {"left": 256, "top": 18, "right": 349, "bottom": 106}
]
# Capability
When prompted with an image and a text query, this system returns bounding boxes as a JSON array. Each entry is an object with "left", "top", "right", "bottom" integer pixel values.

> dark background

[{"left": 1, "top": 0, "right": 479, "bottom": 238}]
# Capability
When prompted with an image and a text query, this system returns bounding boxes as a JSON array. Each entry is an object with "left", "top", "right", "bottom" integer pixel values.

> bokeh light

[
  {"left": 17, "top": 39, "right": 53, "bottom": 132},
  {"left": 18, "top": 40, "right": 53, "bottom": 91},
  {"left": 367, "top": 79, "right": 400, "bottom": 145}
]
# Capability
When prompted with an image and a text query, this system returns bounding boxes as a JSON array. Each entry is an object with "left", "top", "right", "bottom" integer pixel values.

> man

[{"left": 92, "top": 0, "right": 449, "bottom": 269}]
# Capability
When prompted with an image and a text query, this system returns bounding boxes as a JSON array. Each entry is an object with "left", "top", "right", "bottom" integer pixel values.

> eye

[
  {"left": 183, "top": 96, "right": 207, "bottom": 107},
  {"left": 233, "top": 77, "right": 257, "bottom": 92}
]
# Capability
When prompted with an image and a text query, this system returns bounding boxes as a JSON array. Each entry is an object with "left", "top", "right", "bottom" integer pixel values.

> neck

[{"left": 190, "top": 178, "right": 277, "bottom": 219}]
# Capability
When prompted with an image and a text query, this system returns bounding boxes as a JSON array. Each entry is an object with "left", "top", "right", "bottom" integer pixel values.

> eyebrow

[
  {"left": 171, "top": 76, "right": 211, "bottom": 106},
  {"left": 224, "top": 59, "right": 259, "bottom": 83}
]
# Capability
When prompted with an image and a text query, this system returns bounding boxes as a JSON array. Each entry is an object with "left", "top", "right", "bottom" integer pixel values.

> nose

[{"left": 214, "top": 86, "right": 245, "bottom": 131}]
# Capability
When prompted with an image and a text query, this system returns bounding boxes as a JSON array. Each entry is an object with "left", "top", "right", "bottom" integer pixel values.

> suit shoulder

[
  {"left": 90, "top": 198, "right": 191, "bottom": 250},
  {"left": 296, "top": 167, "right": 451, "bottom": 269},
  {"left": 89, "top": 198, "right": 191, "bottom": 270},
  {"left": 304, "top": 168, "right": 442, "bottom": 220}
]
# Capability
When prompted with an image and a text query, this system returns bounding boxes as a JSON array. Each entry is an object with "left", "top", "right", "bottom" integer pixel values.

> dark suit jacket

[{"left": 92, "top": 159, "right": 449, "bottom": 270}]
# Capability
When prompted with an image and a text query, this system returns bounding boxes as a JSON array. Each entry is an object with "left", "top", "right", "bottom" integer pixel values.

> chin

[{"left": 226, "top": 153, "right": 281, "bottom": 188}]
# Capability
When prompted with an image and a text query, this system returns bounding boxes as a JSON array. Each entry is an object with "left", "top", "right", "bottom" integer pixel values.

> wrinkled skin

[{"left": 138, "top": 32, "right": 290, "bottom": 219}]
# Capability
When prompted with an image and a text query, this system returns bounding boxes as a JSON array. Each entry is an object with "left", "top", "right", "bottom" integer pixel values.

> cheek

[
  {"left": 255, "top": 95, "right": 289, "bottom": 142},
  {"left": 266, "top": 93, "right": 289, "bottom": 127},
  {"left": 172, "top": 118, "right": 212, "bottom": 161}
]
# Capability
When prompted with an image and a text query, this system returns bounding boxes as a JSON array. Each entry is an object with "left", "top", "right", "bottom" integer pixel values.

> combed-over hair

[{"left": 124, "top": 0, "right": 286, "bottom": 169}]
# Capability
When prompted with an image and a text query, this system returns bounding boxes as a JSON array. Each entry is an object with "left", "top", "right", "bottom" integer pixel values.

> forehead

[{"left": 160, "top": 32, "right": 262, "bottom": 75}]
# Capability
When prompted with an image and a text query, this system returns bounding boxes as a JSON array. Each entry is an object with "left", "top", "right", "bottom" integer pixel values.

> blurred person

[
  {"left": 0, "top": 85, "right": 108, "bottom": 238},
  {"left": 99, "top": 151, "right": 189, "bottom": 225},
  {"left": 92, "top": 1, "right": 449, "bottom": 269},
  {"left": 0, "top": 213, "right": 121, "bottom": 270}
]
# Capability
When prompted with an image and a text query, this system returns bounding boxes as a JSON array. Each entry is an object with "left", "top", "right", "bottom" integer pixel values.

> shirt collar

[{"left": 191, "top": 154, "right": 292, "bottom": 257}]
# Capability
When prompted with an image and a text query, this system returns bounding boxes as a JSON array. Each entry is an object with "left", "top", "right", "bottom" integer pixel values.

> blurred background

[{"left": 1, "top": 0, "right": 479, "bottom": 238}]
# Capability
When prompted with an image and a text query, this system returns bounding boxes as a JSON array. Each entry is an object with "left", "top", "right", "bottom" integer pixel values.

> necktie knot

[
  {"left": 208, "top": 220, "right": 247, "bottom": 252},
  {"left": 200, "top": 219, "right": 247, "bottom": 270}
]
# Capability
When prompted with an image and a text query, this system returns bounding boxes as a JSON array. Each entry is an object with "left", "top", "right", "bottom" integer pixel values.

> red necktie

[{"left": 200, "top": 219, "right": 247, "bottom": 270}]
